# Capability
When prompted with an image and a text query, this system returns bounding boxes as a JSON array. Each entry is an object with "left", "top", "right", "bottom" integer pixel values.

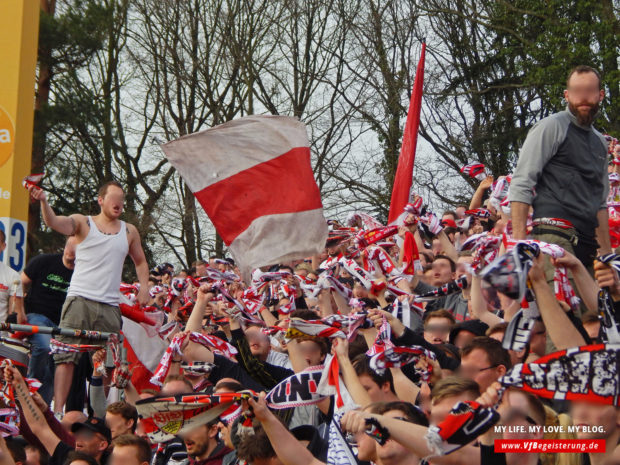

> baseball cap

[{"left": 71, "top": 417, "right": 112, "bottom": 442}]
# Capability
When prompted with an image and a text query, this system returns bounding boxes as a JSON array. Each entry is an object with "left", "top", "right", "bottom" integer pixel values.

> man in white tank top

[{"left": 29, "top": 181, "right": 149, "bottom": 414}]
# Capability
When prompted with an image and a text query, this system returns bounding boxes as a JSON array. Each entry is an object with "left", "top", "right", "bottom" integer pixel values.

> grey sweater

[{"left": 509, "top": 109, "right": 608, "bottom": 234}]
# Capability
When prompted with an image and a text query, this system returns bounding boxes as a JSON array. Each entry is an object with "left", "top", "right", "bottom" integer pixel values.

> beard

[{"left": 568, "top": 100, "right": 599, "bottom": 127}]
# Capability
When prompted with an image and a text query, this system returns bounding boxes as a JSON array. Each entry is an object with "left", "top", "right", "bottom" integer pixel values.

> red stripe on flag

[
  {"left": 194, "top": 147, "right": 322, "bottom": 245},
  {"left": 123, "top": 336, "right": 160, "bottom": 393}
]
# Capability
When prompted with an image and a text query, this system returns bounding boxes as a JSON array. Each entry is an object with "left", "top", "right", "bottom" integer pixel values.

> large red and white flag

[{"left": 162, "top": 116, "right": 328, "bottom": 275}]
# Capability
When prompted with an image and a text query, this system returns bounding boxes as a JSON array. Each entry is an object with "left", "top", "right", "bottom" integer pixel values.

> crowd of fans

[{"left": 0, "top": 65, "right": 618, "bottom": 465}]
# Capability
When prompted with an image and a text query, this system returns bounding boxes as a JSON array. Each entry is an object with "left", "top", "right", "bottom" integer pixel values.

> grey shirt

[{"left": 509, "top": 109, "right": 608, "bottom": 234}]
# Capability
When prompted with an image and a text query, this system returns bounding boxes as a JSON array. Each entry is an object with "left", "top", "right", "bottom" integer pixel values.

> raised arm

[
  {"left": 331, "top": 288, "right": 352, "bottom": 315},
  {"left": 469, "top": 176, "right": 494, "bottom": 210},
  {"left": 29, "top": 186, "right": 85, "bottom": 237},
  {"left": 183, "top": 294, "right": 215, "bottom": 364},
  {"left": 529, "top": 255, "right": 585, "bottom": 349},
  {"left": 390, "top": 366, "right": 420, "bottom": 403},
  {"left": 596, "top": 208, "right": 612, "bottom": 255},
  {"left": 436, "top": 230, "right": 458, "bottom": 262},
  {"left": 186, "top": 285, "right": 214, "bottom": 332},
  {"left": 340, "top": 410, "right": 480, "bottom": 465},
  {"left": 470, "top": 276, "right": 503, "bottom": 326},
  {"left": 248, "top": 394, "right": 324, "bottom": 465},
  {"left": 0, "top": 436, "right": 15, "bottom": 465},
  {"left": 5, "top": 364, "right": 61, "bottom": 457},
  {"left": 551, "top": 252, "right": 598, "bottom": 313},
  {"left": 333, "top": 338, "right": 372, "bottom": 407},
  {"left": 509, "top": 118, "right": 564, "bottom": 240},
  {"left": 127, "top": 224, "right": 150, "bottom": 305},
  {"left": 510, "top": 202, "right": 530, "bottom": 240}
]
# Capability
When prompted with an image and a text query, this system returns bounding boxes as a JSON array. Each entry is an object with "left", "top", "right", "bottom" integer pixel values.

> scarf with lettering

[
  {"left": 181, "top": 362, "right": 216, "bottom": 376},
  {"left": 499, "top": 343, "right": 620, "bottom": 405},
  {"left": 366, "top": 315, "right": 393, "bottom": 356},
  {"left": 391, "top": 297, "right": 423, "bottom": 329},
  {"left": 265, "top": 365, "right": 326, "bottom": 409},
  {"left": 327, "top": 411, "right": 360, "bottom": 465},
  {"left": 489, "top": 175, "right": 511, "bottom": 214}
]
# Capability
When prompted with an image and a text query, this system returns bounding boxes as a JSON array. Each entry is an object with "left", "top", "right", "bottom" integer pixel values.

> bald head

[{"left": 62, "top": 410, "right": 88, "bottom": 433}]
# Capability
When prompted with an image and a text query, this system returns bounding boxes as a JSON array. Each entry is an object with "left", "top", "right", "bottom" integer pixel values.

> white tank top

[{"left": 67, "top": 216, "right": 129, "bottom": 305}]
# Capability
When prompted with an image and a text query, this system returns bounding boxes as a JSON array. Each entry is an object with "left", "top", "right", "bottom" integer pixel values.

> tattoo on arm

[
  {"left": 69, "top": 217, "right": 77, "bottom": 236},
  {"left": 15, "top": 382, "right": 42, "bottom": 423}
]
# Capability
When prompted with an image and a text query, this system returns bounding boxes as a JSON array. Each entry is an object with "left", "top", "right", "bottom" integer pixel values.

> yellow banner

[{"left": 0, "top": 1, "right": 39, "bottom": 271}]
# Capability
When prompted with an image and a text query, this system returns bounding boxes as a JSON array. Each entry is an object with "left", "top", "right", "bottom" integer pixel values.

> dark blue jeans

[{"left": 27, "top": 313, "right": 56, "bottom": 404}]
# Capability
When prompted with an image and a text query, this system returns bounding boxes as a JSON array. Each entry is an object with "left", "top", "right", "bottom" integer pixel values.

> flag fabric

[
  {"left": 161, "top": 115, "right": 328, "bottom": 276},
  {"left": 121, "top": 316, "right": 168, "bottom": 393},
  {"left": 388, "top": 42, "right": 426, "bottom": 224}
]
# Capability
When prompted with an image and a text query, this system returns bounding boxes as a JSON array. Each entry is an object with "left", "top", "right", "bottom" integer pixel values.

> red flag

[{"left": 388, "top": 42, "right": 426, "bottom": 224}]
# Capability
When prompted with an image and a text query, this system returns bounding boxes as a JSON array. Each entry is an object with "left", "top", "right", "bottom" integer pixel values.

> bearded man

[{"left": 509, "top": 65, "right": 610, "bottom": 268}]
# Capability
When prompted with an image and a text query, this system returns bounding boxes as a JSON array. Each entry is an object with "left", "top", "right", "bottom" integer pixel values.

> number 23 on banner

[{"left": 0, "top": 218, "right": 26, "bottom": 271}]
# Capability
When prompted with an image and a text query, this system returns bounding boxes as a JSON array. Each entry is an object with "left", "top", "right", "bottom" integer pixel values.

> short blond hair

[{"left": 431, "top": 376, "right": 480, "bottom": 405}]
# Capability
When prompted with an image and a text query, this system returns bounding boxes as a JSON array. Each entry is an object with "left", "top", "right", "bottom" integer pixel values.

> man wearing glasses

[
  {"left": 510, "top": 65, "right": 610, "bottom": 269},
  {"left": 459, "top": 337, "right": 512, "bottom": 392}
]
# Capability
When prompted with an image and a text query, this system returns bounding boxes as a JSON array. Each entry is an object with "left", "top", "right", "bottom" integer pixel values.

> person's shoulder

[
  {"left": 125, "top": 222, "right": 140, "bottom": 237},
  {"left": 591, "top": 126, "right": 609, "bottom": 147},
  {"left": 69, "top": 213, "right": 88, "bottom": 223},
  {"left": 530, "top": 110, "right": 571, "bottom": 133},
  {"left": 36, "top": 253, "right": 63, "bottom": 263},
  {"left": 0, "top": 262, "right": 20, "bottom": 280},
  {"left": 51, "top": 441, "right": 74, "bottom": 462}
]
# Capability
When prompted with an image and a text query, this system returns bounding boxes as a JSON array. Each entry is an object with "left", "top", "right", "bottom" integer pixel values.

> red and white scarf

[{"left": 150, "top": 332, "right": 238, "bottom": 387}]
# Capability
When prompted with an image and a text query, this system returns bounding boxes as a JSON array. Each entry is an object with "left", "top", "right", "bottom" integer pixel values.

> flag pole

[{"left": 0, "top": 323, "right": 122, "bottom": 342}]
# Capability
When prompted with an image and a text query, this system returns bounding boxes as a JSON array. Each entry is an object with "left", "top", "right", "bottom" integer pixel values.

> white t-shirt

[
  {"left": 0, "top": 263, "right": 23, "bottom": 323},
  {"left": 266, "top": 349, "right": 292, "bottom": 369}
]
